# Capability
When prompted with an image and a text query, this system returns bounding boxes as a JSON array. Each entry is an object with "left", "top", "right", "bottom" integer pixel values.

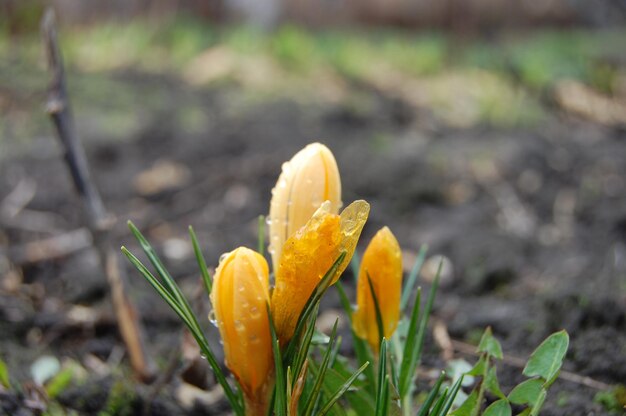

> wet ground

[{"left": 1, "top": 32, "right": 626, "bottom": 414}]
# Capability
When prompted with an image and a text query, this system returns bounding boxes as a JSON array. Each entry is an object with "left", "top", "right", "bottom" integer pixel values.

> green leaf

[
  {"left": 350, "top": 249, "right": 360, "bottom": 284},
  {"left": 268, "top": 304, "right": 287, "bottom": 416},
  {"left": 188, "top": 225, "right": 212, "bottom": 294},
  {"left": 0, "top": 358, "right": 10, "bottom": 388},
  {"left": 508, "top": 378, "right": 544, "bottom": 405},
  {"left": 416, "top": 371, "right": 445, "bottom": 416},
  {"left": 450, "top": 390, "right": 479, "bottom": 416},
  {"left": 336, "top": 282, "right": 376, "bottom": 393},
  {"left": 400, "top": 244, "right": 428, "bottom": 311},
  {"left": 317, "top": 362, "right": 370, "bottom": 416},
  {"left": 483, "top": 399, "right": 511, "bottom": 416},
  {"left": 399, "top": 263, "right": 439, "bottom": 398},
  {"left": 303, "top": 320, "right": 339, "bottom": 416},
  {"left": 292, "top": 306, "right": 318, "bottom": 385},
  {"left": 485, "top": 365, "right": 506, "bottom": 400},
  {"left": 523, "top": 330, "right": 569, "bottom": 384},
  {"left": 375, "top": 339, "right": 389, "bottom": 416},
  {"left": 367, "top": 272, "right": 385, "bottom": 347},
  {"left": 477, "top": 327, "right": 503, "bottom": 360},
  {"left": 324, "top": 366, "right": 375, "bottom": 414},
  {"left": 467, "top": 355, "right": 487, "bottom": 376},
  {"left": 45, "top": 366, "right": 74, "bottom": 398},
  {"left": 440, "top": 374, "right": 465, "bottom": 415},
  {"left": 429, "top": 386, "right": 448, "bottom": 415}
]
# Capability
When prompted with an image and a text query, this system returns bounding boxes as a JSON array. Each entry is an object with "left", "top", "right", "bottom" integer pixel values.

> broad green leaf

[
  {"left": 483, "top": 399, "right": 511, "bottom": 416},
  {"left": 485, "top": 365, "right": 506, "bottom": 399},
  {"left": 477, "top": 327, "right": 503, "bottom": 360},
  {"left": 450, "top": 390, "right": 479, "bottom": 416},
  {"left": 467, "top": 354, "right": 487, "bottom": 376},
  {"left": 523, "top": 330, "right": 569, "bottom": 383},
  {"left": 508, "top": 378, "right": 544, "bottom": 405}
]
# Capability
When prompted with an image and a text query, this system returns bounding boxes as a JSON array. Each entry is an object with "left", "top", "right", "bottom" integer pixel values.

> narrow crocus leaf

[
  {"left": 522, "top": 330, "right": 569, "bottom": 384},
  {"left": 398, "top": 286, "right": 421, "bottom": 397},
  {"left": 477, "top": 327, "right": 503, "bottom": 360},
  {"left": 508, "top": 378, "right": 544, "bottom": 405},
  {"left": 375, "top": 339, "right": 389, "bottom": 416},
  {"left": 367, "top": 272, "right": 385, "bottom": 350},
  {"left": 317, "top": 362, "right": 370, "bottom": 416},
  {"left": 0, "top": 357, "right": 10, "bottom": 388},
  {"left": 188, "top": 225, "right": 212, "bottom": 294},
  {"left": 483, "top": 399, "right": 512, "bottom": 416},
  {"left": 400, "top": 244, "right": 428, "bottom": 311},
  {"left": 416, "top": 371, "right": 445, "bottom": 416},
  {"left": 429, "top": 386, "right": 449, "bottom": 415},
  {"left": 323, "top": 366, "right": 375, "bottom": 414},
  {"left": 268, "top": 304, "right": 286, "bottom": 416},
  {"left": 292, "top": 306, "right": 318, "bottom": 385},
  {"left": 440, "top": 374, "right": 465, "bottom": 415},
  {"left": 302, "top": 320, "right": 339, "bottom": 416}
]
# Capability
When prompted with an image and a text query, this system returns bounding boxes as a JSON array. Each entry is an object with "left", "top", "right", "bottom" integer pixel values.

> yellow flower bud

[
  {"left": 271, "top": 200, "right": 370, "bottom": 345},
  {"left": 210, "top": 247, "right": 273, "bottom": 413},
  {"left": 268, "top": 143, "right": 342, "bottom": 274},
  {"left": 352, "top": 227, "right": 403, "bottom": 353}
]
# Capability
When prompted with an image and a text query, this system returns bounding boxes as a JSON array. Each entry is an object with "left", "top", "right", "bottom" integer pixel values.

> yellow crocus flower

[
  {"left": 268, "top": 143, "right": 342, "bottom": 274},
  {"left": 271, "top": 200, "right": 370, "bottom": 345},
  {"left": 352, "top": 226, "right": 403, "bottom": 353},
  {"left": 210, "top": 247, "right": 273, "bottom": 415}
]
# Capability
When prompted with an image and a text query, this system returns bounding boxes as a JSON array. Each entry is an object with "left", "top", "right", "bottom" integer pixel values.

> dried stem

[{"left": 40, "top": 8, "right": 155, "bottom": 382}]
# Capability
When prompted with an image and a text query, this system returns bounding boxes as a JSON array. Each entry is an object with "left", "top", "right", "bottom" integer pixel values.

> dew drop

[
  {"left": 234, "top": 320, "right": 245, "bottom": 332},
  {"left": 249, "top": 334, "right": 260, "bottom": 344},
  {"left": 208, "top": 310, "right": 217, "bottom": 327},
  {"left": 249, "top": 306, "right": 260, "bottom": 319},
  {"left": 219, "top": 253, "right": 228, "bottom": 263}
]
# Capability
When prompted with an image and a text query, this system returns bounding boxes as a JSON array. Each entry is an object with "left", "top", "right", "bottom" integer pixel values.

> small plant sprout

[{"left": 123, "top": 142, "right": 570, "bottom": 416}]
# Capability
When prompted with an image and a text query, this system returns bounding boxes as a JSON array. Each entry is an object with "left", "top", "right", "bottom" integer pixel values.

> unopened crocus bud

[
  {"left": 352, "top": 227, "right": 402, "bottom": 353},
  {"left": 271, "top": 200, "right": 369, "bottom": 345},
  {"left": 268, "top": 143, "right": 342, "bottom": 274},
  {"left": 210, "top": 247, "right": 273, "bottom": 415}
]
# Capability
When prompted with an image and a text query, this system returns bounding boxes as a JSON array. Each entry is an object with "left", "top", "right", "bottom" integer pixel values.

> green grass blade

[
  {"left": 429, "top": 386, "right": 449, "bottom": 415},
  {"left": 258, "top": 215, "right": 266, "bottom": 256},
  {"left": 318, "top": 362, "right": 370, "bottom": 416},
  {"left": 416, "top": 371, "right": 445, "bottom": 416},
  {"left": 188, "top": 226, "right": 212, "bottom": 294},
  {"left": 375, "top": 338, "right": 388, "bottom": 416},
  {"left": 303, "top": 320, "right": 339, "bottom": 416},
  {"left": 336, "top": 282, "right": 376, "bottom": 394},
  {"left": 292, "top": 305, "right": 318, "bottom": 384},
  {"left": 400, "top": 260, "right": 441, "bottom": 398},
  {"left": 268, "top": 303, "right": 287, "bottom": 416},
  {"left": 367, "top": 272, "right": 385, "bottom": 346},
  {"left": 284, "top": 252, "right": 346, "bottom": 364},
  {"left": 400, "top": 244, "right": 428, "bottom": 311},
  {"left": 398, "top": 287, "right": 421, "bottom": 397},
  {"left": 440, "top": 375, "right": 465, "bottom": 415}
]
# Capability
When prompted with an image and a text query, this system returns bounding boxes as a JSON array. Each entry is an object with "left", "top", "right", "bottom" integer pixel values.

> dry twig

[{"left": 41, "top": 8, "right": 155, "bottom": 382}]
